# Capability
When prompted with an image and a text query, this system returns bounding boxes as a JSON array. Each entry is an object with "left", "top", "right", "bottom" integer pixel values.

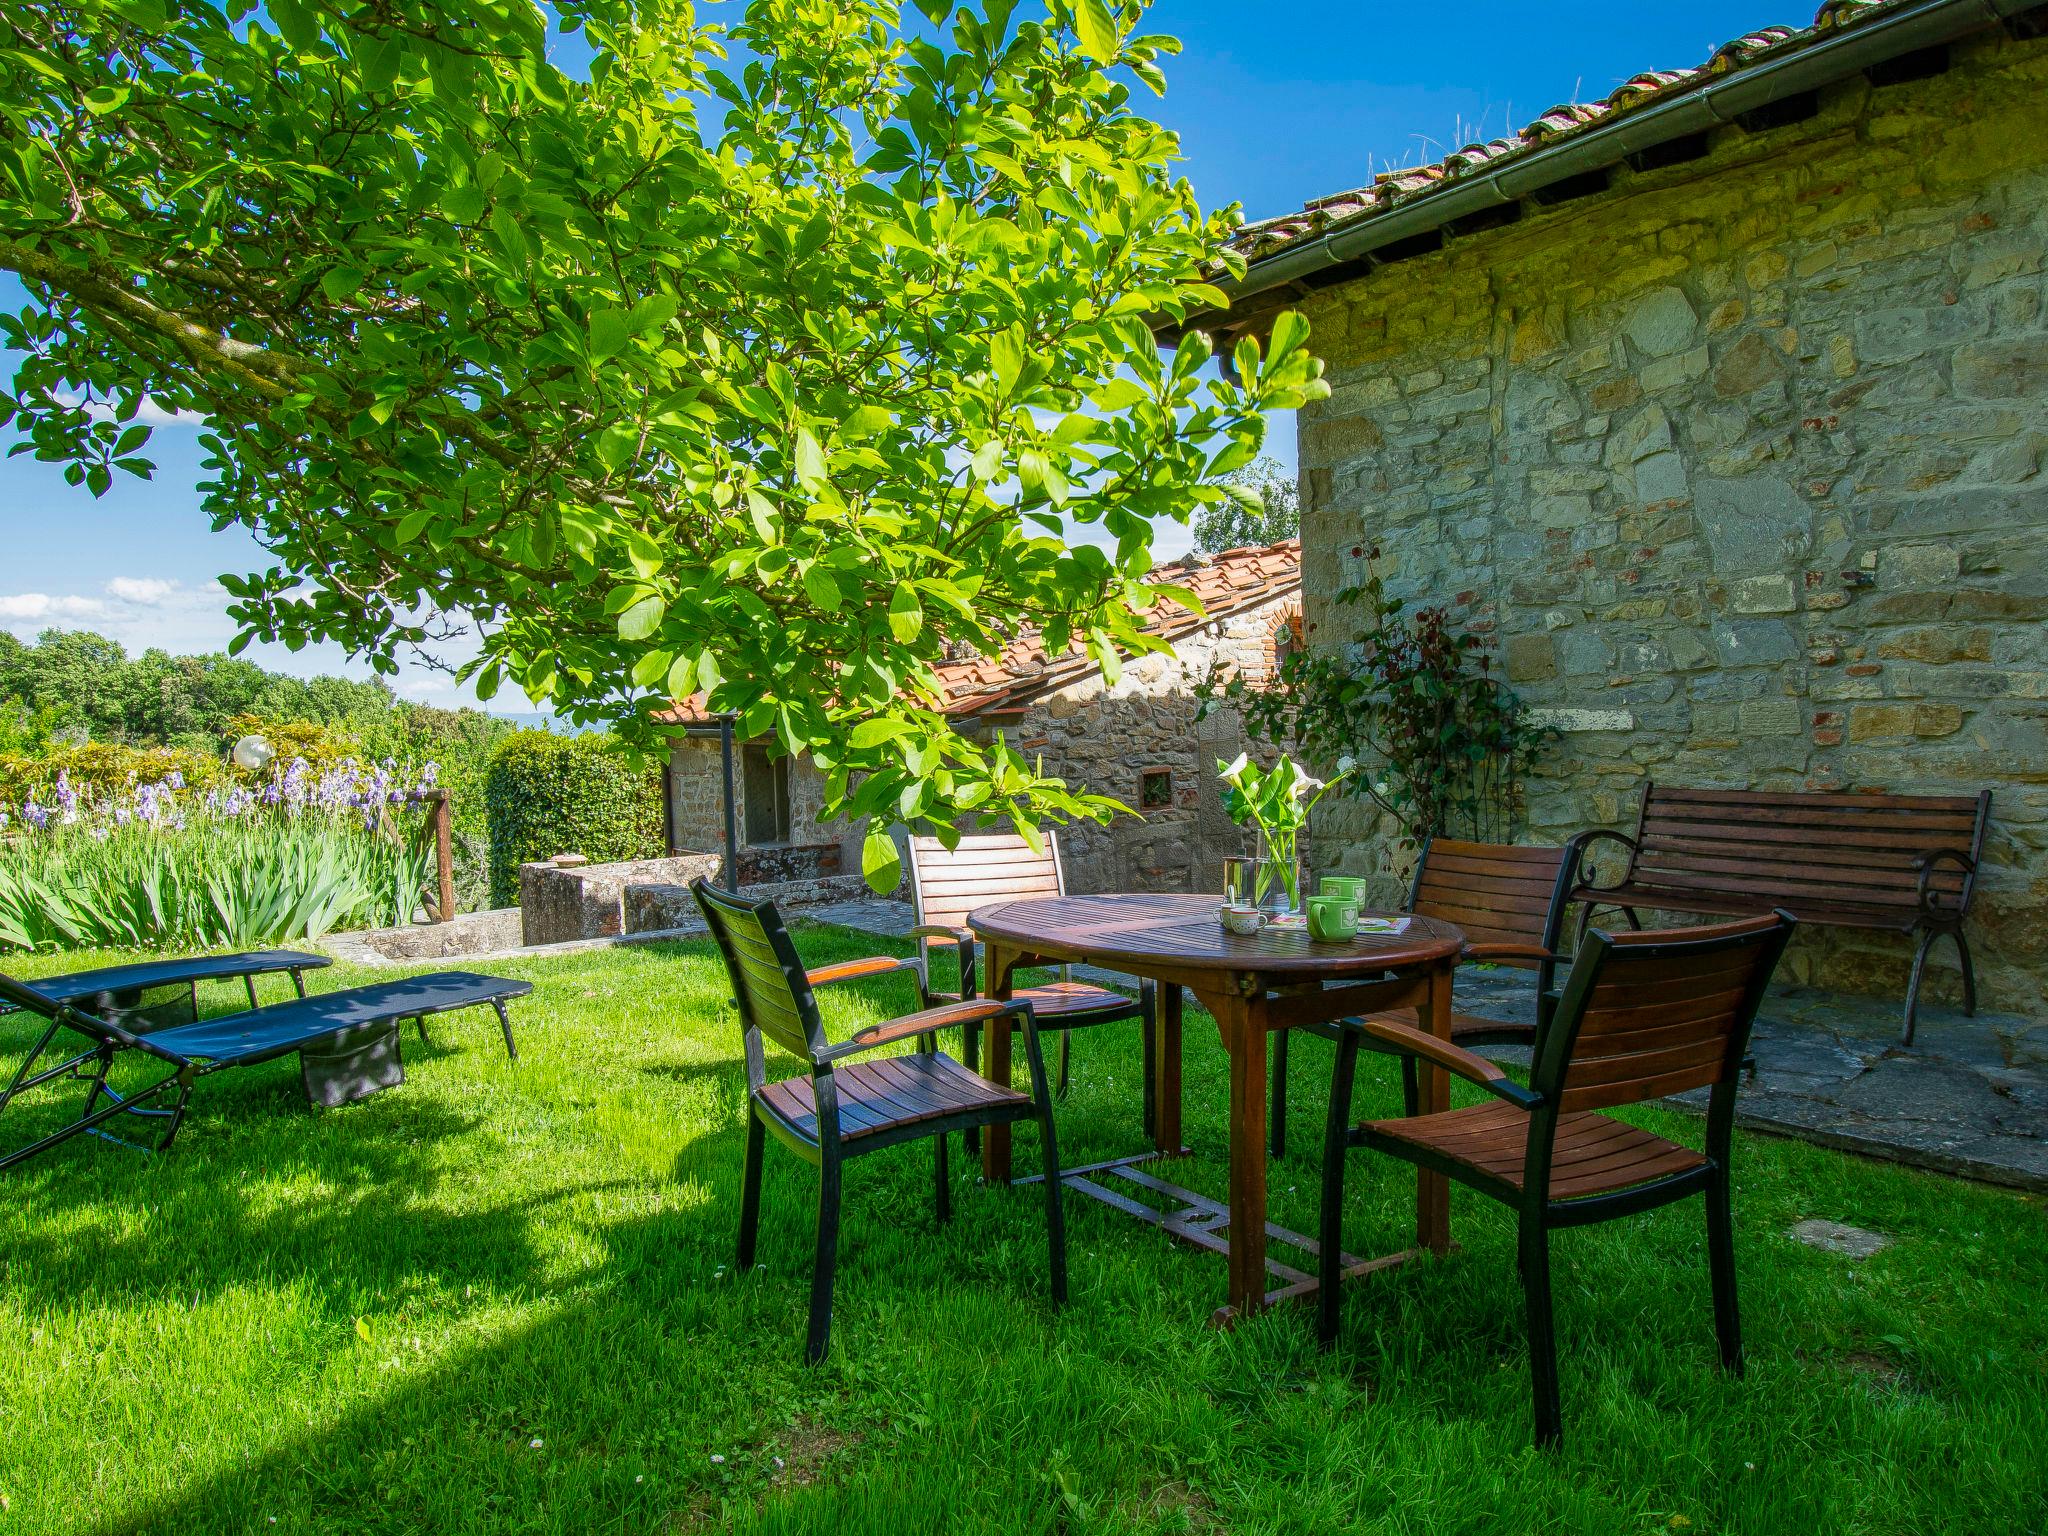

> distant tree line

[{"left": 0, "top": 627, "right": 400, "bottom": 753}]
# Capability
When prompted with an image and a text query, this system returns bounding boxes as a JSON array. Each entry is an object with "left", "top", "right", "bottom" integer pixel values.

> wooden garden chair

[
  {"left": 691, "top": 878, "right": 1066, "bottom": 1365},
  {"left": 1268, "top": 838, "right": 1580, "bottom": 1158},
  {"left": 907, "top": 832, "right": 1156, "bottom": 1138},
  {"left": 1317, "top": 910, "right": 1795, "bottom": 1447}
]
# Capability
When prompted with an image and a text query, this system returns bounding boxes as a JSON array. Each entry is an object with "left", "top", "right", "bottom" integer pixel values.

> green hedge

[{"left": 484, "top": 731, "right": 666, "bottom": 906}]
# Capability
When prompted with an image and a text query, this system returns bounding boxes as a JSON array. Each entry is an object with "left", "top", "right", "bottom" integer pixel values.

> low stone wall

[
  {"left": 624, "top": 872, "right": 876, "bottom": 933},
  {"left": 519, "top": 854, "right": 721, "bottom": 945},
  {"left": 322, "top": 907, "right": 526, "bottom": 966}
]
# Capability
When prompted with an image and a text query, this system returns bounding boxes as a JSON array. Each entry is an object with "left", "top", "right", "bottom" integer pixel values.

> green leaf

[
  {"left": 887, "top": 583, "right": 923, "bottom": 642},
  {"left": 1266, "top": 309, "right": 1311, "bottom": 365},
  {"left": 1073, "top": 0, "right": 1119, "bottom": 62},
  {"left": 990, "top": 325, "right": 1025, "bottom": 393},
  {"left": 81, "top": 85, "right": 131, "bottom": 117},
  {"left": 440, "top": 182, "right": 485, "bottom": 225},
  {"left": 848, "top": 717, "right": 913, "bottom": 749},
  {"left": 793, "top": 428, "right": 828, "bottom": 489},
  {"left": 588, "top": 307, "right": 633, "bottom": 362},
  {"left": 617, "top": 594, "right": 665, "bottom": 641},
  {"left": 802, "top": 563, "right": 842, "bottom": 611},
  {"left": 861, "top": 826, "right": 903, "bottom": 894}
]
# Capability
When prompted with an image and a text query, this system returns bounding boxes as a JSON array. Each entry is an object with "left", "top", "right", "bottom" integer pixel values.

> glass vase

[{"left": 1254, "top": 833, "right": 1303, "bottom": 916}]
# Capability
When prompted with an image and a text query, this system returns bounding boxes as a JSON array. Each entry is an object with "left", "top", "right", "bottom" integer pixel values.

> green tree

[
  {"left": 1191, "top": 454, "right": 1300, "bottom": 554},
  {"left": 0, "top": 0, "right": 1326, "bottom": 887}
]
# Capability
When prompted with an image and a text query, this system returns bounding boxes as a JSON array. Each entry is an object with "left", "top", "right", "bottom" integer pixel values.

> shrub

[{"left": 484, "top": 732, "right": 666, "bottom": 907}]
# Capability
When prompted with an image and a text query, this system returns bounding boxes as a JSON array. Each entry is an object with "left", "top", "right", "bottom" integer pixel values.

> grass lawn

[{"left": 1, "top": 928, "right": 2043, "bottom": 1535}]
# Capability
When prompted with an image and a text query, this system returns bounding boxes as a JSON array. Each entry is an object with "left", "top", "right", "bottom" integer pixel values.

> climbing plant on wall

[{"left": 1199, "top": 550, "right": 1550, "bottom": 844}]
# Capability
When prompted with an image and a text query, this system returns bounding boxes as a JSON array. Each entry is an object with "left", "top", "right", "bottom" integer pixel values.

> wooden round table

[{"left": 968, "top": 893, "right": 1465, "bottom": 1324}]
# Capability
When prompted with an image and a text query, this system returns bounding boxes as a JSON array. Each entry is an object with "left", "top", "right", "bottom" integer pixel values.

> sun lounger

[{"left": 0, "top": 969, "right": 530, "bottom": 1171}]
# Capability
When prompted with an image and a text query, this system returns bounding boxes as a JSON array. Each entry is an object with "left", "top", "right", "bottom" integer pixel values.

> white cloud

[
  {"left": 0, "top": 593, "right": 106, "bottom": 622},
  {"left": 105, "top": 576, "right": 177, "bottom": 604},
  {"left": 56, "top": 393, "right": 207, "bottom": 429}
]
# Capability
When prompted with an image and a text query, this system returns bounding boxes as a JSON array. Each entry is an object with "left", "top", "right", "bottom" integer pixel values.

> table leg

[
  {"left": 981, "top": 942, "right": 1015, "bottom": 1185},
  {"left": 1154, "top": 983, "right": 1183, "bottom": 1155},
  {"left": 1417, "top": 956, "right": 1454, "bottom": 1256},
  {"left": 1205, "top": 988, "right": 1268, "bottom": 1323}
]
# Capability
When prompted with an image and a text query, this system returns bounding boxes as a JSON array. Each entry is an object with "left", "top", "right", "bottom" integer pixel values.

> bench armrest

[
  {"left": 1564, "top": 827, "right": 1638, "bottom": 892},
  {"left": 820, "top": 997, "right": 1033, "bottom": 1061},
  {"left": 1353, "top": 1017, "right": 1543, "bottom": 1111},
  {"left": 1913, "top": 848, "right": 1977, "bottom": 913}
]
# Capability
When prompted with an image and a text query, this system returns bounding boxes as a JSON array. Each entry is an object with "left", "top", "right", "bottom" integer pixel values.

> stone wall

[
  {"left": 663, "top": 732, "right": 860, "bottom": 867},
  {"left": 1293, "top": 28, "right": 2048, "bottom": 1010},
  {"left": 995, "top": 592, "right": 1299, "bottom": 894}
]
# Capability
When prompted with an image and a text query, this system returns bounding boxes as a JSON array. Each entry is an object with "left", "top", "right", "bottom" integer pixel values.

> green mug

[
  {"left": 1320, "top": 875, "right": 1370, "bottom": 913},
  {"left": 1306, "top": 894, "right": 1360, "bottom": 943}
]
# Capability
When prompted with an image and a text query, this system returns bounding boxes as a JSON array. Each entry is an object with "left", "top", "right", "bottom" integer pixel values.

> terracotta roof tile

[
  {"left": 1225, "top": 0, "right": 1920, "bottom": 268},
  {"left": 656, "top": 539, "right": 1301, "bottom": 727}
]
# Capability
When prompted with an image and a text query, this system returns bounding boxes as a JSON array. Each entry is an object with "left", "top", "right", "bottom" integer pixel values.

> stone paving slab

[{"left": 807, "top": 900, "right": 2048, "bottom": 1193}]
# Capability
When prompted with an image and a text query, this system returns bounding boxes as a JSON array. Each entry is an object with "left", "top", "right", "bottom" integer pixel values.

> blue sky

[{"left": 0, "top": 0, "right": 1777, "bottom": 706}]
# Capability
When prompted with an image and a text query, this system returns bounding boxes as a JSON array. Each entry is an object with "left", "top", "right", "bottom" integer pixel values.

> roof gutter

[{"left": 1201, "top": 0, "right": 2032, "bottom": 329}]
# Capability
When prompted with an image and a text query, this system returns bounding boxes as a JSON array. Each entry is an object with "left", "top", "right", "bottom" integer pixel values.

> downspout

[{"left": 1216, "top": 0, "right": 2030, "bottom": 317}]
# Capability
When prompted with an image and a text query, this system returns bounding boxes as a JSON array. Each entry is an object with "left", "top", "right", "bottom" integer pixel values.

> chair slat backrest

[
  {"left": 1534, "top": 913, "right": 1793, "bottom": 1114},
  {"left": 690, "top": 880, "right": 824, "bottom": 1066},
  {"left": 907, "top": 832, "right": 1064, "bottom": 933},
  {"left": 1409, "top": 838, "right": 1576, "bottom": 968},
  {"left": 1631, "top": 784, "right": 1989, "bottom": 915}
]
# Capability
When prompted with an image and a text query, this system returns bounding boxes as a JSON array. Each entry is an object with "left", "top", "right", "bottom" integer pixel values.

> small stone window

[
  {"left": 1140, "top": 767, "right": 1173, "bottom": 810},
  {"left": 1271, "top": 607, "right": 1306, "bottom": 674}
]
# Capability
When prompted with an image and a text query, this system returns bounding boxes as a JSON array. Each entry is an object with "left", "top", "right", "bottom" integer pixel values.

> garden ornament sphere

[{"left": 231, "top": 734, "right": 275, "bottom": 774}]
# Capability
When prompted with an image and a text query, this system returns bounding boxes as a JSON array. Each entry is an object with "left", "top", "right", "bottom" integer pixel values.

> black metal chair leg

[
  {"left": 290, "top": 968, "right": 309, "bottom": 999},
  {"left": 934, "top": 1131, "right": 952, "bottom": 1225},
  {"left": 806, "top": 1152, "right": 842, "bottom": 1366},
  {"left": 1055, "top": 1031, "right": 1071, "bottom": 1100},
  {"left": 963, "top": 1022, "right": 981, "bottom": 1158},
  {"left": 1037, "top": 1104, "right": 1068, "bottom": 1307},
  {"left": 416, "top": 1015, "right": 431, "bottom": 1044},
  {"left": 1270, "top": 1026, "right": 1289, "bottom": 1160},
  {"left": 1706, "top": 1168, "right": 1743, "bottom": 1375},
  {"left": 491, "top": 999, "right": 518, "bottom": 1060},
  {"left": 152, "top": 1079, "right": 196, "bottom": 1152},
  {"left": 1902, "top": 929, "right": 1936, "bottom": 1047},
  {"left": 1521, "top": 1219, "right": 1562, "bottom": 1449},
  {"left": 737, "top": 1111, "right": 765, "bottom": 1268},
  {"left": 1953, "top": 927, "right": 1978, "bottom": 1016},
  {"left": 1318, "top": 1029, "right": 1362, "bottom": 1348}
]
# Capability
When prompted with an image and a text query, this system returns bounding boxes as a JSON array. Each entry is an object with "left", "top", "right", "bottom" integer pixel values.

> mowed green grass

[{"left": 0, "top": 930, "right": 2043, "bottom": 1536}]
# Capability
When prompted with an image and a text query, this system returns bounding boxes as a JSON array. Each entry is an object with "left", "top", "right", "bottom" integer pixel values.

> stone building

[
  {"left": 658, "top": 540, "right": 1304, "bottom": 897},
  {"left": 1188, "top": 0, "right": 2048, "bottom": 1008}
]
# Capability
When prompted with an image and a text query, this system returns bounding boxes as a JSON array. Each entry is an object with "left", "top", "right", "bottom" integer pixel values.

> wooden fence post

[{"left": 429, "top": 790, "right": 456, "bottom": 922}]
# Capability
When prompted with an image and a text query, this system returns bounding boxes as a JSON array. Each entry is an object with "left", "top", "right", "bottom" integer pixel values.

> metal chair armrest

[
  {"left": 804, "top": 956, "right": 926, "bottom": 991},
  {"left": 1913, "top": 847, "right": 1977, "bottom": 913},
  {"left": 820, "top": 998, "right": 1033, "bottom": 1062},
  {"left": 1352, "top": 1017, "right": 1543, "bottom": 1110},
  {"left": 906, "top": 924, "right": 977, "bottom": 997}
]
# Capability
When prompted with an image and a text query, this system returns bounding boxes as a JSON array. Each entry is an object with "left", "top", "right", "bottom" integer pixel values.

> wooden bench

[{"left": 1566, "top": 784, "right": 1991, "bottom": 1046}]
